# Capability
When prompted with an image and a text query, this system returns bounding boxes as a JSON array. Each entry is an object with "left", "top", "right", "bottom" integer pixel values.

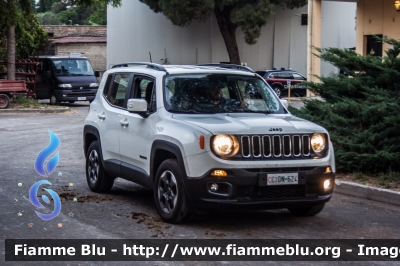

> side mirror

[
  {"left": 127, "top": 98, "right": 148, "bottom": 118},
  {"left": 280, "top": 99, "right": 288, "bottom": 108},
  {"left": 94, "top": 70, "right": 100, "bottom": 78}
]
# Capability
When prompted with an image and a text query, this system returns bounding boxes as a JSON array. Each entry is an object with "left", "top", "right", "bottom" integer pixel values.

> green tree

[
  {"left": 37, "top": 11, "right": 62, "bottom": 25},
  {"left": 51, "top": 2, "right": 67, "bottom": 13},
  {"left": 1, "top": 0, "right": 121, "bottom": 79},
  {"left": 37, "top": 0, "right": 110, "bottom": 25},
  {"left": 0, "top": 0, "right": 38, "bottom": 79},
  {"left": 139, "top": 0, "right": 307, "bottom": 64},
  {"left": 87, "top": 5, "right": 107, "bottom": 25},
  {"left": 289, "top": 38, "right": 400, "bottom": 174}
]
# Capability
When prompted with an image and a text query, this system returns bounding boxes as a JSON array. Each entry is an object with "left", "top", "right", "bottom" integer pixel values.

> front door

[{"left": 119, "top": 75, "right": 156, "bottom": 177}]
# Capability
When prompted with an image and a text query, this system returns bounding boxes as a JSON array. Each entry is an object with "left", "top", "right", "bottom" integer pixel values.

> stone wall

[
  {"left": 43, "top": 26, "right": 107, "bottom": 38},
  {"left": 55, "top": 43, "right": 107, "bottom": 71},
  {"left": 42, "top": 26, "right": 107, "bottom": 71}
]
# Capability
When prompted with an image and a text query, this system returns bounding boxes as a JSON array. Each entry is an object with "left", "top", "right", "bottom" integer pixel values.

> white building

[{"left": 107, "top": 0, "right": 356, "bottom": 77}]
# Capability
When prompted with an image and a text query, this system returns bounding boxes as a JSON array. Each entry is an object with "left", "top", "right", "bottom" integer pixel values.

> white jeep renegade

[{"left": 83, "top": 62, "right": 336, "bottom": 223}]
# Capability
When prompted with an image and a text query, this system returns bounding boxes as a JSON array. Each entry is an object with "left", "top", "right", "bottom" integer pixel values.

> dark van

[{"left": 35, "top": 55, "right": 100, "bottom": 104}]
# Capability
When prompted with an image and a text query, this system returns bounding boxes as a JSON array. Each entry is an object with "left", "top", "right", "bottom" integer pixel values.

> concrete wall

[
  {"left": 356, "top": 0, "right": 400, "bottom": 56},
  {"left": 321, "top": 1, "right": 357, "bottom": 76},
  {"left": 107, "top": 0, "right": 356, "bottom": 77}
]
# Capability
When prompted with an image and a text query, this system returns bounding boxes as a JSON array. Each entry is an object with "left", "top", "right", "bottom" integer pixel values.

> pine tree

[{"left": 289, "top": 38, "right": 400, "bottom": 173}]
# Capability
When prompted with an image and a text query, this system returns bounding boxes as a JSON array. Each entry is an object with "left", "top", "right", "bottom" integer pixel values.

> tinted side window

[
  {"left": 256, "top": 71, "right": 266, "bottom": 78},
  {"left": 103, "top": 74, "right": 113, "bottom": 98},
  {"left": 109, "top": 73, "right": 131, "bottom": 108},
  {"left": 132, "top": 76, "right": 156, "bottom": 113},
  {"left": 279, "top": 73, "right": 292, "bottom": 79},
  {"left": 292, "top": 73, "right": 306, "bottom": 80}
]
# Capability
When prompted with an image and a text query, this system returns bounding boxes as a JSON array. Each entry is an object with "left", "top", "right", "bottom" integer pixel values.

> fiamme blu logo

[{"left": 29, "top": 130, "right": 62, "bottom": 221}]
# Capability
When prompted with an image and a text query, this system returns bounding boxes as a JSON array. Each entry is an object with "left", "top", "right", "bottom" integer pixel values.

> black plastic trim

[
  {"left": 150, "top": 140, "right": 186, "bottom": 189},
  {"left": 112, "top": 62, "right": 168, "bottom": 74},
  {"left": 197, "top": 63, "right": 255, "bottom": 73},
  {"left": 120, "top": 162, "right": 150, "bottom": 188}
]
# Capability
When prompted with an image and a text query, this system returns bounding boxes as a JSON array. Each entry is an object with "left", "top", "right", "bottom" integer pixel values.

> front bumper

[
  {"left": 183, "top": 166, "right": 334, "bottom": 210},
  {"left": 54, "top": 88, "right": 97, "bottom": 102}
]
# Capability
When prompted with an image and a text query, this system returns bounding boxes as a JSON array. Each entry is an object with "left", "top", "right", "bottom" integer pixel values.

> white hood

[{"left": 172, "top": 113, "right": 327, "bottom": 135}]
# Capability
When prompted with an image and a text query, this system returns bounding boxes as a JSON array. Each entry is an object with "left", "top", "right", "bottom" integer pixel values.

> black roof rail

[
  {"left": 112, "top": 62, "right": 168, "bottom": 73},
  {"left": 197, "top": 63, "right": 255, "bottom": 73}
]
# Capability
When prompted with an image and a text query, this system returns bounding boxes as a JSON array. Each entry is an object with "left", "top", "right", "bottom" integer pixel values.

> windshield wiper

[
  {"left": 238, "top": 109, "right": 273, "bottom": 114},
  {"left": 168, "top": 108, "right": 203, "bottom": 114}
]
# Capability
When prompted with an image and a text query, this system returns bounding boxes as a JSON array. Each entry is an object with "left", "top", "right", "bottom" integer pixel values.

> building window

[
  {"left": 301, "top": 14, "right": 308, "bottom": 26},
  {"left": 366, "top": 35, "right": 383, "bottom": 57}
]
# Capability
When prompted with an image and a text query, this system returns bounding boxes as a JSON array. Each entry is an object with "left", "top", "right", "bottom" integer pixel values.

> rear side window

[
  {"left": 103, "top": 74, "right": 113, "bottom": 98},
  {"left": 279, "top": 72, "right": 292, "bottom": 79}
]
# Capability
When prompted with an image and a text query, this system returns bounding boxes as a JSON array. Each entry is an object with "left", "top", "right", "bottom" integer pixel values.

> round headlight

[
  {"left": 211, "top": 134, "right": 238, "bottom": 157},
  {"left": 311, "top": 133, "right": 327, "bottom": 154}
]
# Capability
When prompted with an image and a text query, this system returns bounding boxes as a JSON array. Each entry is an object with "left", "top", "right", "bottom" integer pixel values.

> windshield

[
  {"left": 52, "top": 59, "right": 95, "bottom": 76},
  {"left": 164, "top": 74, "right": 285, "bottom": 114}
]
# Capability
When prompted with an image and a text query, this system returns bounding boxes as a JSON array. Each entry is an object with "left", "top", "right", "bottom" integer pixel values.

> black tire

[
  {"left": 50, "top": 94, "right": 59, "bottom": 105},
  {"left": 154, "top": 159, "right": 193, "bottom": 223},
  {"left": 86, "top": 141, "right": 114, "bottom": 192},
  {"left": 0, "top": 94, "right": 10, "bottom": 109},
  {"left": 287, "top": 202, "right": 325, "bottom": 216},
  {"left": 272, "top": 85, "right": 282, "bottom": 98}
]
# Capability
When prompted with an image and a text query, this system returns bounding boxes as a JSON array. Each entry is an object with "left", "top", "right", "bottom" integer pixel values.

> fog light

[
  {"left": 210, "top": 183, "right": 218, "bottom": 191},
  {"left": 323, "top": 179, "right": 332, "bottom": 190},
  {"left": 211, "top": 170, "right": 227, "bottom": 176},
  {"left": 325, "top": 167, "right": 332, "bottom": 173}
]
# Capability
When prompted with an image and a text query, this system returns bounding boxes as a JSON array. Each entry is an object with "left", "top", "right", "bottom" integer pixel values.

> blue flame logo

[
  {"left": 29, "top": 180, "right": 61, "bottom": 221},
  {"left": 34, "top": 130, "right": 60, "bottom": 177},
  {"left": 30, "top": 130, "right": 62, "bottom": 221}
]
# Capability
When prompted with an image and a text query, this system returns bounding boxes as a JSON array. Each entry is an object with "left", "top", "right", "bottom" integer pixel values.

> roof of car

[
  {"left": 109, "top": 63, "right": 256, "bottom": 76},
  {"left": 36, "top": 55, "right": 89, "bottom": 60},
  {"left": 258, "top": 69, "right": 300, "bottom": 73}
]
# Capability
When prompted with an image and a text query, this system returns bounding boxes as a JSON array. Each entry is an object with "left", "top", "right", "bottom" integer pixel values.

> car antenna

[{"left": 149, "top": 52, "right": 152, "bottom": 63}]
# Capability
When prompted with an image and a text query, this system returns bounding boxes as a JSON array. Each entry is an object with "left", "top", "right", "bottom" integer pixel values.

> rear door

[{"left": 97, "top": 72, "right": 133, "bottom": 168}]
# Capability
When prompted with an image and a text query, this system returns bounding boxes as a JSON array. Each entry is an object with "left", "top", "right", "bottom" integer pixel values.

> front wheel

[
  {"left": 50, "top": 94, "right": 59, "bottom": 105},
  {"left": 287, "top": 202, "right": 325, "bottom": 216},
  {"left": 86, "top": 141, "right": 114, "bottom": 192},
  {"left": 0, "top": 94, "right": 10, "bottom": 109},
  {"left": 154, "top": 159, "right": 193, "bottom": 223}
]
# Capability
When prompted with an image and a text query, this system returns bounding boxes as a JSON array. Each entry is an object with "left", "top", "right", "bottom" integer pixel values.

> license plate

[
  {"left": 78, "top": 97, "right": 86, "bottom": 100},
  {"left": 267, "top": 173, "right": 298, "bottom": 185}
]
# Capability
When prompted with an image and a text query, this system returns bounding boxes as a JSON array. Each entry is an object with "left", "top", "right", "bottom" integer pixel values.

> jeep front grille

[{"left": 240, "top": 134, "right": 311, "bottom": 159}]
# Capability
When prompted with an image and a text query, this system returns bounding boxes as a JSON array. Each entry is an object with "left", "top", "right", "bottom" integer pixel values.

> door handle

[
  {"left": 120, "top": 118, "right": 129, "bottom": 127},
  {"left": 97, "top": 112, "right": 106, "bottom": 120}
]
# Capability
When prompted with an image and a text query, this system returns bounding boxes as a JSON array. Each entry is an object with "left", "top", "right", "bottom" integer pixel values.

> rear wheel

[
  {"left": 86, "top": 141, "right": 114, "bottom": 192},
  {"left": 0, "top": 94, "right": 10, "bottom": 109},
  {"left": 288, "top": 202, "right": 325, "bottom": 216},
  {"left": 272, "top": 85, "right": 282, "bottom": 98},
  {"left": 154, "top": 159, "right": 193, "bottom": 223}
]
